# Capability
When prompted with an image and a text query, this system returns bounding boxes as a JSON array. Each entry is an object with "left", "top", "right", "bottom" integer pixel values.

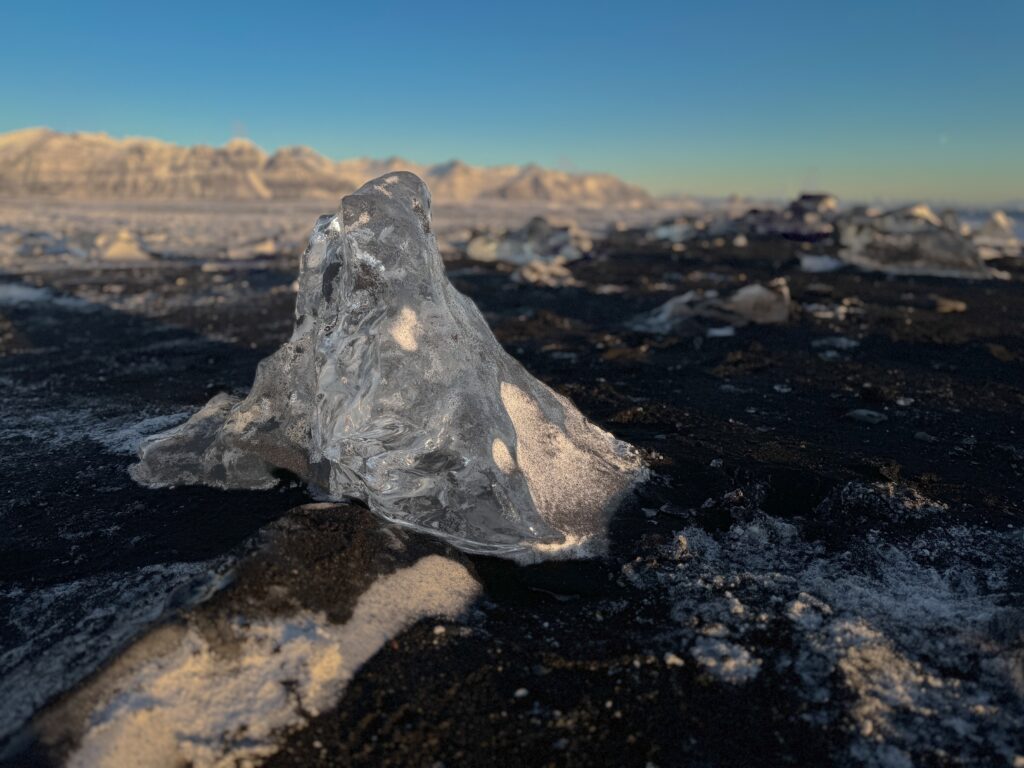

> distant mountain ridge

[{"left": 0, "top": 128, "right": 651, "bottom": 205}]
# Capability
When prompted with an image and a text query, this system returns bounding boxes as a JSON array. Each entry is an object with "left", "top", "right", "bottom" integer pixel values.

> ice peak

[{"left": 132, "top": 172, "right": 647, "bottom": 560}]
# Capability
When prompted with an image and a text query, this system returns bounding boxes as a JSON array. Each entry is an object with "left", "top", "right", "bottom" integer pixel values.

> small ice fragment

[
  {"left": 799, "top": 254, "right": 844, "bottom": 273},
  {"left": 811, "top": 336, "right": 860, "bottom": 351},
  {"left": 93, "top": 228, "right": 151, "bottom": 261},
  {"left": 846, "top": 409, "right": 888, "bottom": 425},
  {"left": 465, "top": 216, "right": 591, "bottom": 265},
  {"left": 630, "top": 279, "right": 790, "bottom": 334},
  {"left": 973, "top": 210, "right": 1021, "bottom": 258}
]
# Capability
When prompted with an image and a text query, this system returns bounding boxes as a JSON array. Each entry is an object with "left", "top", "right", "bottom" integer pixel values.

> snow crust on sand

[
  {"left": 627, "top": 482, "right": 1024, "bottom": 765},
  {"left": 65, "top": 555, "right": 479, "bottom": 768}
]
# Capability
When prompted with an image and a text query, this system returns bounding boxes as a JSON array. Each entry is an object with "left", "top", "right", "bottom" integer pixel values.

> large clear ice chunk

[{"left": 131, "top": 173, "right": 647, "bottom": 559}]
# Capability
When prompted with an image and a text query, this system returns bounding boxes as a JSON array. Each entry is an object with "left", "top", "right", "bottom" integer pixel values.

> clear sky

[{"left": 2, "top": 1, "right": 1022, "bottom": 204}]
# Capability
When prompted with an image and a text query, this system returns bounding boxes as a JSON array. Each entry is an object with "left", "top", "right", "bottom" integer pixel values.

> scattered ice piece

[
  {"left": 0, "top": 282, "right": 90, "bottom": 309},
  {"left": 836, "top": 205, "right": 1007, "bottom": 280},
  {"left": 812, "top": 336, "right": 860, "bottom": 351},
  {"left": 465, "top": 216, "right": 591, "bottom": 265},
  {"left": 647, "top": 217, "right": 698, "bottom": 244},
  {"left": 0, "top": 282, "right": 60, "bottom": 305},
  {"left": 973, "top": 210, "right": 1021, "bottom": 259},
  {"left": 131, "top": 173, "right": 646, "bottom": 560},
  {"left": 642, "top": 192, "right": 838, "bottom": 246},
  {"left": 630, "top": 278, "right": 791, "bottom": 334},
  {"left": 846, "top": 409, "right": 888, "bottom": 425},
  {"left": 724, "top": 280, "right": 792, "bottom": 324},
  {"left": 802, "top": 296, "right": 865, "bottom": 322},
  {"left": 93, "top": 229, "right": 151, "bottom": 261},
  {"left": 896, "top": 397, "right": 915, "bottom": 407},
  {"left": 799, "top": 254, "right": 844, "bottom": 273},
  {"left": 11, "top": 229, "right": 90, "bottom": 262}
]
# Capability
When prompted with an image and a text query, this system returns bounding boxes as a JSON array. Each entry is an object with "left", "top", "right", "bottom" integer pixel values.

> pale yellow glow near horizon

[{"left": 634, "top": 165, "right": 1023, "bottom": 207}]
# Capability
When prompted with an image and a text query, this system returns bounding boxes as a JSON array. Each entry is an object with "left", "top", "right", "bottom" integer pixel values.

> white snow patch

[
  {"left": 691, "top": 637, "right": 762, "bottom": 683},
  {"left": 66, "top": 555, "right": 480, "bottom": 768},
  {"left": 799, "top": 254, "right": 844, "bottom": 273}
]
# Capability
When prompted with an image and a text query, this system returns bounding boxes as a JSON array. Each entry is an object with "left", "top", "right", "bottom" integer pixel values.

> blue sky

[{"left": 2, "top": 0, "right": 1022, "bottom": 204}]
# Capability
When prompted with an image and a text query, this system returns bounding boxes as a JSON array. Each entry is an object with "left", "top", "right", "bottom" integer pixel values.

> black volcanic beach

[{"left": 1, "top": 187, "right": 1022, "bottom": 765}]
